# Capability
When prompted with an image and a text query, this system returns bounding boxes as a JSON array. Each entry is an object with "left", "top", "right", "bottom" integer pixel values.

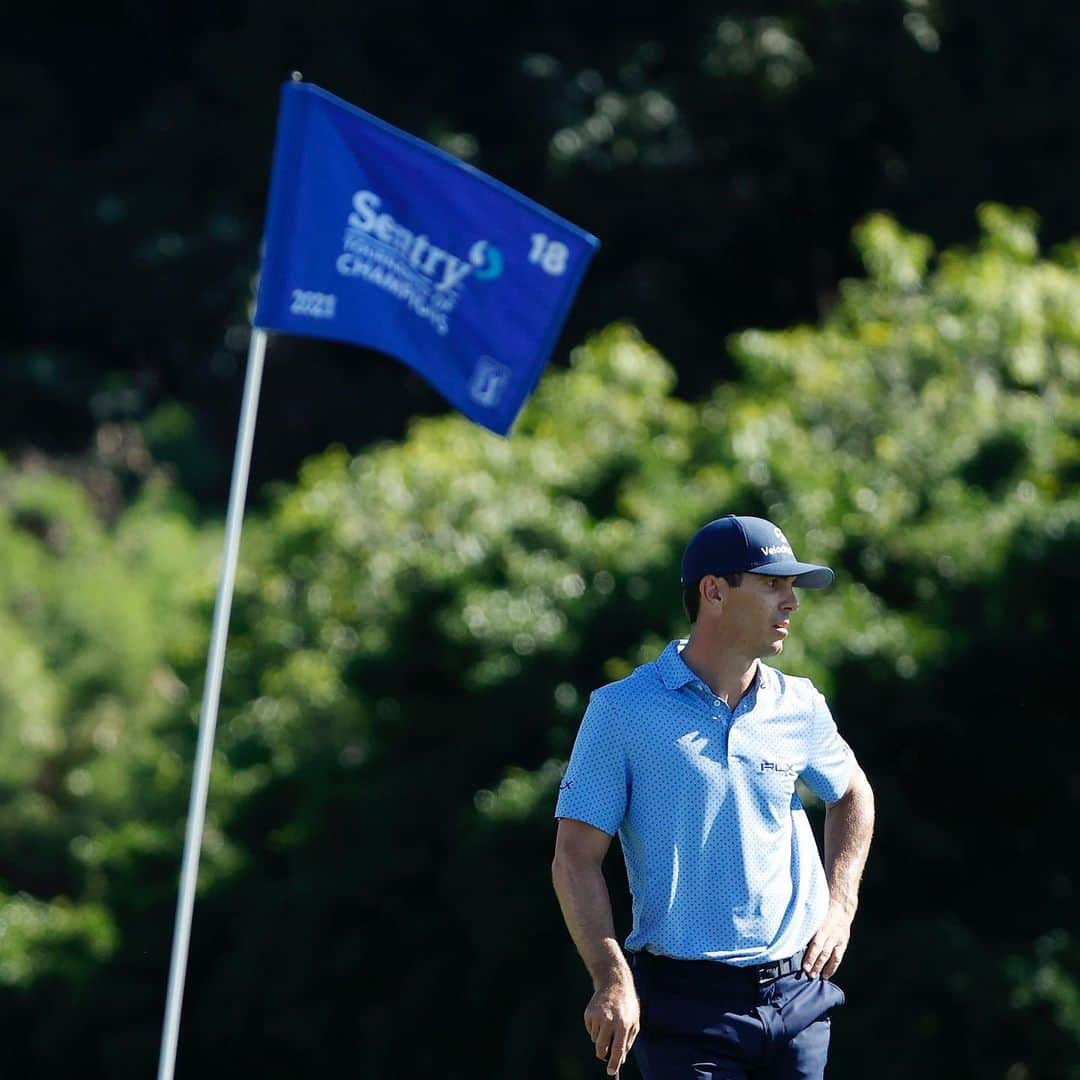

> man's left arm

[{"left": 802, "top": 763, "right": 875, "bottom": 979}]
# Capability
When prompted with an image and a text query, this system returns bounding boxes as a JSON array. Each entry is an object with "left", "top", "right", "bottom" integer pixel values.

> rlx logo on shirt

[{"left": 759, "top": 760, "right": 798, "bottom": 777}]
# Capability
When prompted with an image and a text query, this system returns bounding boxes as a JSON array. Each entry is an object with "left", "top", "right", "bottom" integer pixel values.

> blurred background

[{"left": 2, "top": 2, "right": 1078, "bottom": 1077}]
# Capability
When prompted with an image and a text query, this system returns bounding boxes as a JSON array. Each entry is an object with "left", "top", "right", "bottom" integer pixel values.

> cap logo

[{"left": 760, "top": 543, "right": 793, "bottom": 557}]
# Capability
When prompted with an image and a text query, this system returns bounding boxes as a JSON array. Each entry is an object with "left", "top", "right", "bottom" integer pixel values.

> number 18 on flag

[{"left": 253, "top": 79, "right": 600, "bottom": 435}]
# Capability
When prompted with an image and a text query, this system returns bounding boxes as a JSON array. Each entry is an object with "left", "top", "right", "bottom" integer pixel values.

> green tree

[{"left": 0, "top": 206, "right": 1076, "bottom": 1077}]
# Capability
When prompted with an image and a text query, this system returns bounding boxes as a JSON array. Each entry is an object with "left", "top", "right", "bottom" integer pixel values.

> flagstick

[{"left": 157, "top": 327, "right": 269, "bottom": 1080}]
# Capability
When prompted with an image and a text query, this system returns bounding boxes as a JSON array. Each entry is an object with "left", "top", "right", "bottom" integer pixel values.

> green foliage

[
  {"left": 0, "top": 892, "right": 115, "bottom": 986},
  {"left": 0, "top": 209, "right": 1076, "bottom": 1077}
]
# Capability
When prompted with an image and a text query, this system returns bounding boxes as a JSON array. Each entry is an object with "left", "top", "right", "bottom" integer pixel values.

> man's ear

[{"left": 700, "top": 575, "right": 723, "bottom": 609}]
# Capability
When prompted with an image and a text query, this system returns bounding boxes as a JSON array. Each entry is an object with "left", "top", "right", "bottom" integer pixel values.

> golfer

[{"left": 552, "top": 515, "right": 875, "bottom": 1079}]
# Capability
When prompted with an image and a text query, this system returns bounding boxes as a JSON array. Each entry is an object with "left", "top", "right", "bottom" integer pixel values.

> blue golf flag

[{"left": 254, "top": 80, "right": 600, "bottom": 435}]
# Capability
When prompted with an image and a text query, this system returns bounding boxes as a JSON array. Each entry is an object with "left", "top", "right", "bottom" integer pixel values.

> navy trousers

[{"left": 629, "top": 951, "right": 844, "bottom": 1079}]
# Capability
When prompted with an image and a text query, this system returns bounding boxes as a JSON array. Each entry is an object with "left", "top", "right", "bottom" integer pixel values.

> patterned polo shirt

[{"left": 555, "top": 639, "right": 854, "bottom": 965}]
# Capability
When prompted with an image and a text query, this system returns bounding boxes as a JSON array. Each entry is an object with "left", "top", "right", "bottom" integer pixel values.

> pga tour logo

[{"left": 470, "top": 357, "right": 511, "bottom": 408}]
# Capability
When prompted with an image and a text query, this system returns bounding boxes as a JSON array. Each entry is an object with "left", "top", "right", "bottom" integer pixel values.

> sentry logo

[
  {"left": 336, "top": 190, "right": 504, "bottom": 335},
  {"left": 342, "top": 191, "right": 502, "bottom": 291},
  {"left": 469, "top": 240, "right": 504, "bottom": 282}
]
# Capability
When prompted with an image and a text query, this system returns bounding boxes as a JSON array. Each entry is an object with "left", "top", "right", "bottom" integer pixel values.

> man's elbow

[
  {"left": 551, "top": 850, "right": 567, "bottom": 885},
  {"left": 551, "top": 846, "right": 590, "bottom": 885},
  {"left": 551, "top": 849, "right": 587, "bottom": 904}
]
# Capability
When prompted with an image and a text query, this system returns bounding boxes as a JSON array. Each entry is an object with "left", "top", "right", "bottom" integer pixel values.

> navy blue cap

[{"left": 680, "top": 515, "right": 834, "bottom": 589}]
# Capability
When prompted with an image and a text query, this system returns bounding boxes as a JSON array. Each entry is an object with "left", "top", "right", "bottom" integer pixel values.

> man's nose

[{"left": 781, "top": 587, "right": 799, "bottom": 611}]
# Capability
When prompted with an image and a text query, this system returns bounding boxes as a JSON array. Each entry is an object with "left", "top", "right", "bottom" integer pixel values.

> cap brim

[{"left": 748, "top": 562, "right": 834, "bottom": 589}]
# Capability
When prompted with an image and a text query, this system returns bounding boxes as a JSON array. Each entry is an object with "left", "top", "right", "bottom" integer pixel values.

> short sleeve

[
  {"left": 799, "top": 692, "right": 854, "bottom": 804},
  {"left": 554, "top": 690, "right": 629, "bottom": 835}
]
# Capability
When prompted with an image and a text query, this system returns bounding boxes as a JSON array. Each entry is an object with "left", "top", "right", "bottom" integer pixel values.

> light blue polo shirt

[{"left": 555, "top": 640, "right": 854, "bottom": 965}]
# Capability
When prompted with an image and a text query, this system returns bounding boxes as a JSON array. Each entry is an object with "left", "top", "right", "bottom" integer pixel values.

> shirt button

[{"left": 713, "top": 698, "right": 723, "bottom": 707}]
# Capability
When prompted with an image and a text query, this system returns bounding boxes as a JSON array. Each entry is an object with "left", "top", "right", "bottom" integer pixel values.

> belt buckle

[{"left": 757, "top": 962, "right": 778, "bottom": 986}]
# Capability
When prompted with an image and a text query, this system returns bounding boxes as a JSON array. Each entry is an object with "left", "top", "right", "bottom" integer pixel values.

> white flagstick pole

[{"left": 157, "top": 326, "right": 269, "bottom": 1080}]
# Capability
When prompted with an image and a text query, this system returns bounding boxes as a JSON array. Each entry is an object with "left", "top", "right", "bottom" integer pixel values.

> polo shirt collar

[
  {"left": 656, "top": 640, "right": 773, "bottom": 699},
  {"left": 656, "top": 639, "right": 698, "bottom": 690}
]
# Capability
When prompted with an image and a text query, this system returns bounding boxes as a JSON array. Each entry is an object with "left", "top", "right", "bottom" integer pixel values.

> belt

[
  {"left": 752, "top": 949, "right": 805, "bottom": 985},
  {"left": 631, "top": 949, "right": 806, "bottom": 986}
]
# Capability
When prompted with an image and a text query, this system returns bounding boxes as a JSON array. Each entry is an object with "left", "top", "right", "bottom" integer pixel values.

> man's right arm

[{"left": 552, "top": 817, "right": 639, "bottom": 1077}]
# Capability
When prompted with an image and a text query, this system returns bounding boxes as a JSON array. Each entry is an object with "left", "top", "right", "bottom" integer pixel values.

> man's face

[{"left": 715, "top": 573, "right": 800, "bottom": 658}]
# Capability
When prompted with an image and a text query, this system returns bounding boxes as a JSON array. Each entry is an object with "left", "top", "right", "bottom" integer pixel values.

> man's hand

[
  {"left": 802, "top": 898, "right": 853, "bottom": 979},
  {"left": 584, "top": 977, "right": 640, "bottom": 1076}
]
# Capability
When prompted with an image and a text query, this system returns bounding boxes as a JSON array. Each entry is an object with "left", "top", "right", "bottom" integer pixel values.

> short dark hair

[{"left": 682, "top": 573, "right": 742, "bottom": 623}]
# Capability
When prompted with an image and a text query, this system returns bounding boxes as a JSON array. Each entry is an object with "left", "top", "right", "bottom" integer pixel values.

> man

[{"left": 552, "top": 515, "right": 875, "bottom": 1079}]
